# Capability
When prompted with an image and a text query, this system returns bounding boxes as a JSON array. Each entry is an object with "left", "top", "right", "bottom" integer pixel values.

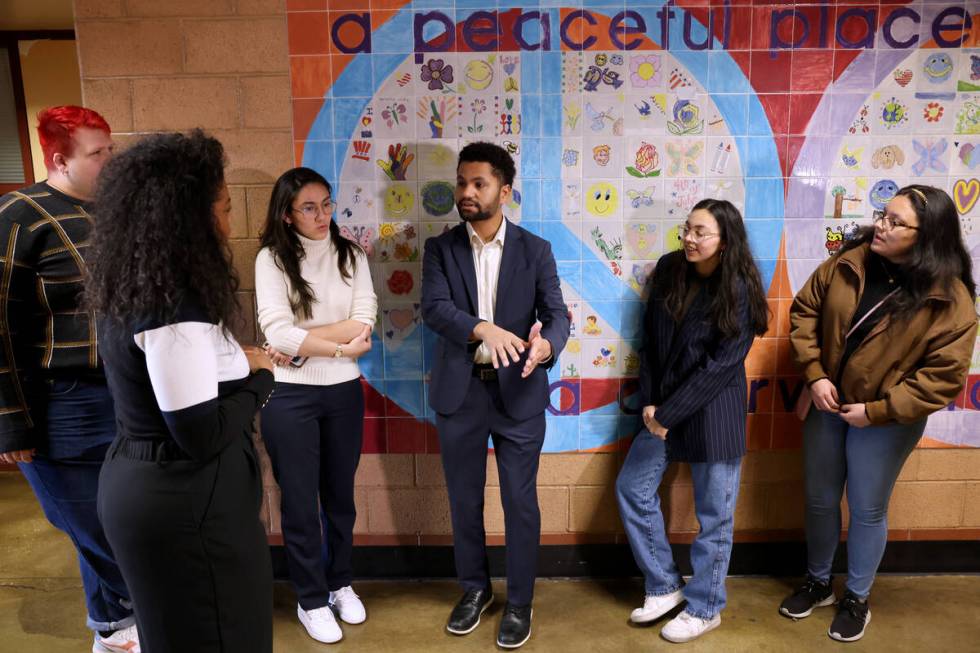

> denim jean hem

[
  {"left": 683, "top": 606, "right": 720, "bottom": 620},
  {"left": 647, "top": 584, "right": 684, "bottom": 598},
  {"left": 805, "top": 568, "right": 833, "bottom": 585},
  {"left": 86, "top": 613, "right": 136, "bottom": 632},
  {"left": 843, "top": 584, "right": 870, "bottom": 601}
]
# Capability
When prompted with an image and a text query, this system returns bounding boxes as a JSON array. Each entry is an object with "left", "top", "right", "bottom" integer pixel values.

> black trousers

[
  {"left": 436, "top": 374, "right": 546, "bottom": 607},
  {"left": 259, "top": 378, "right": 364, "bottom": 610},
  {"left": 98, "top": 434, "right": 272, "bottom": 653}
]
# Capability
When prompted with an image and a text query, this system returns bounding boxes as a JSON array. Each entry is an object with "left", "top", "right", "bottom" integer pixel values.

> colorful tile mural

[{"left": 288, "top": 1, "right": 980, "bottom": 453}]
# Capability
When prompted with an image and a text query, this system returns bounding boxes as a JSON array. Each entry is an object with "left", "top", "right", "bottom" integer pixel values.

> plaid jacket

[{"left": 0, "top": 182, "right": 101, "bottom": 453}]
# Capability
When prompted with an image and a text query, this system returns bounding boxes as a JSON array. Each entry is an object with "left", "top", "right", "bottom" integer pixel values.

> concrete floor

[{"left": 3, "top": 472, "right": 979, "bottom": 652}]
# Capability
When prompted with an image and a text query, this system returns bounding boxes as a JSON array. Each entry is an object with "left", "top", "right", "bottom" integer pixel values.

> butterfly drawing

[
  {"left": 584, "top": 103, "right": 615, "bottom": 131},
  {"left": 339, "top": 225, "right": 375, "bottom": 256},
  {"left": 626, "top": 188, "right": 655, "bottom": 208},
  {"left": 665, "top": 142, "right": 704, "bottom": 176},
  {"left": 910, "top": 139, "right": 948, "bottom": 176},
  {"left": 503, "top": 77, "right": 519, "bottom": 92}
]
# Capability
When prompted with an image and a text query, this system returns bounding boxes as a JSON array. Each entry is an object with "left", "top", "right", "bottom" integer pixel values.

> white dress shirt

[{"left": 467, "top": 218, "right": 506, "bottom": 363}]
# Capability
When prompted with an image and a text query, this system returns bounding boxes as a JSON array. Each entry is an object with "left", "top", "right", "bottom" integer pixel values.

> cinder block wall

[{"left": 73, "top": 0, "right": 980, "bottom": 547}]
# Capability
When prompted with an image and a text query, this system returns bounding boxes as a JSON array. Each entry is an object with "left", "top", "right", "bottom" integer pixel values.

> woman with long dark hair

[
  {"left": 616, "top": 199, "right": 769, "bottom": 643},
  {"left": 781, "top": 185, "right": 976, "bottom": 642},
  {"left": 255, "top": 167, "right": 375, "bottom": 644},
  {"left": 87, "top": 130, "right": 276, "bottom": 652}
]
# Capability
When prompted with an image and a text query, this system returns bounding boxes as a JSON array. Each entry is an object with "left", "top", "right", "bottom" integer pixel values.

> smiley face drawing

[
  {"left": 384, "top": 183, "right": 415, "bottom": 217},
  {"left": 923, "top": 52, "right": 954, "bottom": 84},
  {"left": 868, "top": 179, "right": 898, "bottom": 210},
  {"left": 586, "top": 182, "right": 618, "bottom": 217},
  {"left": 464, "top": 59, "right": 494, "bottom": 91}
]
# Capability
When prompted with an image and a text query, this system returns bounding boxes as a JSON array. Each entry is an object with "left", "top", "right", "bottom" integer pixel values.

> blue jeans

[
  {"left": 18, "top": 379, "right": 134, "bottom": 632},
  {"left": 616, "top": 429, "right": 742, "bottom": 619},
  {"left": 803, "top": 408, "right": 924, "bottom": 599}
]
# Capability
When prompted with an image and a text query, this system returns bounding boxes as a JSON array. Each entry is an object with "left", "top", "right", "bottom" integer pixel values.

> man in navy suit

[{"left": 421, "top": 142, "right": 569, "bottom": 649}]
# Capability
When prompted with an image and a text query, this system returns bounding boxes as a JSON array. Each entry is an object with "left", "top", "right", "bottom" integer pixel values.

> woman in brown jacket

[{"left": 780, "top": 185, "right": 977, "bottom": 642}]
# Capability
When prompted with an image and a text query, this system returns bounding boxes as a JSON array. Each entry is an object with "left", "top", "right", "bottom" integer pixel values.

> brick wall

[{"left": 73, "top": 0, "right": 980, "bottom": 546}]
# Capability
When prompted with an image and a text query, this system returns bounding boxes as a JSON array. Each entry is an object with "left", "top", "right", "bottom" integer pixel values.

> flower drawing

[
  {"left": 666, "top": 100, "right": 703, "bottom": 135},
  {"left": 629, "top": 54, "right": 661, "bottom": 88},
  {"left": 468, "top": 98, "right": 487, "bottom": 134},
  {"left": 626, "top": 142, "right": 661, "bottom": 178},
  {"left": 387, "top": 269, "right": 414, "bottom": 295},
  {"left": 924, "top": 102, "right": 944, "bottom": 123},
  {"left": 420, "top": 59, "right": 454, "bottom": 91}
]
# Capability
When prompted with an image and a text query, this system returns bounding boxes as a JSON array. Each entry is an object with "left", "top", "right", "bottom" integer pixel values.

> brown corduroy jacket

[{"left": 790, "top": 244, "right": 978, "bottom": 425}]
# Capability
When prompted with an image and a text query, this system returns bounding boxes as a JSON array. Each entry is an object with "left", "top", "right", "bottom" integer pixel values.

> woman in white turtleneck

[{"left": 254, "top": 167, "right": 376, "bottom": 645}]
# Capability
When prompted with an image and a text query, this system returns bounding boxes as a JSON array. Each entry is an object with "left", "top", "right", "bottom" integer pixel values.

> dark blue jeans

[
  {"left": 260, "top": 379, "right": 364, "bottom": 610},
  {"left": 18, "top": 378, "right": 134, "bottom": 631},
  {"left": 803, "top": 408, "right": 925, "bottom": 599}
]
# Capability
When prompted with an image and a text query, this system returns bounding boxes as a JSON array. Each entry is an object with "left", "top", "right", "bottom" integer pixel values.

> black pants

[
  {"left": 259, "top": 378, "right": 364, "bottom": 610},
  {"left": 436, "top": 375, "right": 546, "bottom": 607},
  {"left": 98, "top": 435, "right": 272, "bottom": 653}
]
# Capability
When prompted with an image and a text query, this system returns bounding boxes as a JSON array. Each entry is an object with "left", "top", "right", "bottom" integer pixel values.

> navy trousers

[
  {"left": 260, "top": 378, "right": 364, "bottom": 610},
  {"left": 436, "top": 374, "right": 546, "bottom": 607}
]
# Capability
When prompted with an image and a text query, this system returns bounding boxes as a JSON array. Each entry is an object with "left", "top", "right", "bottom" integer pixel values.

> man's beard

[{"left": 457, "top": 201, "right": 496, "bottom": 222}]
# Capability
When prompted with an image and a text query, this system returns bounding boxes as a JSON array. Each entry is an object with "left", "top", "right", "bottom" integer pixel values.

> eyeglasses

[
  {"left": 291, "top": 200, "right": 336, "bottom": 220},
  {"left": 678, "top": 225, "right": 720, "bottom": 242},
  {"left": 872, "top": 210, "right": 919, "bottom": 231}
]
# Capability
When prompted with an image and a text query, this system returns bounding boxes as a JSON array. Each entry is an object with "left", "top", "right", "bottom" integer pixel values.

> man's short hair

[
  {"left": 457, "top": 141, "right": 516, "bottom": 187},
  {"left": 37, "top": 106, "right": 111, "bottom": 171}
]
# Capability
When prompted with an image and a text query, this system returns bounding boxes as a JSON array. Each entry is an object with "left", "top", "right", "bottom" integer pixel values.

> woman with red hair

[{"left": 0, "top": 106, "right": 140, "bottom": 652}]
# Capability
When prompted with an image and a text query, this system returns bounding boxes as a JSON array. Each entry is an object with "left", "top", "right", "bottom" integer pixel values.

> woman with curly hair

[
  {"left": 255, "top": 167, "right": 374, "bottom": 644},
  {"left": 87, "top": 130, "right": 276, "bottom": 652}
]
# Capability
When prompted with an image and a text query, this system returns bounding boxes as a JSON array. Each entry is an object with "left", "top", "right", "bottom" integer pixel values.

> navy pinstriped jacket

[{"left": 638, "top": 251, "right": 755, "bottom": 463}]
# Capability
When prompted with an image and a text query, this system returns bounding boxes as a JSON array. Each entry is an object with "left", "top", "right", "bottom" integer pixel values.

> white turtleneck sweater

[{"left": 255, "top": 233, "right": 377, "bottom": 386}]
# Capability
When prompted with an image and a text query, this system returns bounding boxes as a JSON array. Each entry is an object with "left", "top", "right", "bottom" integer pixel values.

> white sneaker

[
  {"left": 93, "top": 623, "right": 140, "bottom": 652},
  {"left": 630, "top": 589, "right": 685, "bottom": 623},
  {"left": 660, "top": 610, "right": 721, "bottom": 643},
  {"left": 329, "top": 585, "right": 367, "bottom": 625},
  {"left": 297, "top": 604, "right": 343, "bottom": 643}
]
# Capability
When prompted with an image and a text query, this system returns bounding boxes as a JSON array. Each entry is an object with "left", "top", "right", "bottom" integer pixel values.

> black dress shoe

[
  {"left": 496, "top": 603, "right": 532, "bottom": 649},
  {"left": 446, "top": 588, "right": 494, "bottom": 635}
]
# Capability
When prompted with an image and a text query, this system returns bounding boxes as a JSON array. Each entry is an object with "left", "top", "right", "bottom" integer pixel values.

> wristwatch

[{"left": 334, "top": 344, "right": 344, "bottom": 358}]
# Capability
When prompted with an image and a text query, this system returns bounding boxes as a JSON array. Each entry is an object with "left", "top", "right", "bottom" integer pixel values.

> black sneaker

[
  {"left": 779, "top": 574, "right": 835, "bottom": 618},
  {"left": 496, "top": 603, "right": 532, "bottom": 649},
  {"left": 446, "top": 587, "right": 493, "bottom": 635},
  {"left": 828, "top": 591, "right": 870, "bottom": 642}
]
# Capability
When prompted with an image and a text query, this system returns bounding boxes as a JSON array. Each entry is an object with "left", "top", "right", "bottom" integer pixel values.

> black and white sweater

[{"left": 99, "top": 300, "right": 273, "bottom": 462}]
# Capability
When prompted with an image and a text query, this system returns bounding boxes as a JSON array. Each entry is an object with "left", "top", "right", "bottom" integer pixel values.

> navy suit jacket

[
  {"left": 638, "top": 251, "right": 755, "bottom": 462},
  {"left": 421, "top": 220, "right": 570, "bottom": 421}
]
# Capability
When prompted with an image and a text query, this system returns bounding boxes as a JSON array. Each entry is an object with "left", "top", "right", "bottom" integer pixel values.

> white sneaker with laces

[
  {"left": 630, "top": 589, "right": 685, "bottom": 623},
  {"left": 660, "top": 610, "right": 721, "bottom": 643},
  {"left": 329, "top": 585, "right": 367, "bottom": 625},
  {"left": 93, "top": 623, "right": 140, "bottom": 653},
  {"left": 298, "top": 604, "right": 343, "bottom": 643}
]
